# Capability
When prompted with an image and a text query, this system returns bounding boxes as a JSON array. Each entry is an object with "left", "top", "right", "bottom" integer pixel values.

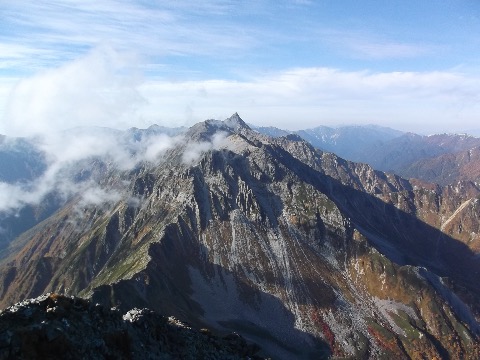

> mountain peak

[
  {"left": 186, "top": 113, "right": 250, "bottom": 141},
  {"left": 223, "top": 112, "right": 249, "bottom": 131}
]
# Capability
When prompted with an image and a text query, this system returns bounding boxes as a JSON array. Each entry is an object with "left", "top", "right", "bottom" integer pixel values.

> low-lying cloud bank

[
  {"left": 0, "top": 123, "right": 230, "bottom": 219},
  {"left": 0, "top": 129, "right": 178, "bottom": 214},
  {"left": 0, "top": 47, "right": 174, "bottom": 217},
  {"left": 0, "top": 46, "right": 231, "bottom": 221},
  {"left": 182, "top": 132, "right": 227, "bottom": 164}
]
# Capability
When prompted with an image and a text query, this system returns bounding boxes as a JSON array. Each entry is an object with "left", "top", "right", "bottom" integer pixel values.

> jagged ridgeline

[
  {"left": 0, "top": 293, "right": 262, "bottom": 359},
  {"left": 1, "top": 114, "right": 480, "bottom": 359}
]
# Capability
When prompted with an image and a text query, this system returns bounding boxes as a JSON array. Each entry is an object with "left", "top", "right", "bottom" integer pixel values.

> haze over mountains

[
  {"left": 253, "top": 123, "right": 480, "bottom": 186},
  {"left": 1, "top": 114, "right": 480, "bottom": 358}
]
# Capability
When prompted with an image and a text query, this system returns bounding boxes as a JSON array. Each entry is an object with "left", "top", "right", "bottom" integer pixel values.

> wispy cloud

[
  {"left": 318, "top": 29, "right": 433, "bottom": 59},
  {"left": 0, "top": 125, "right": 235, "bottom": 218},
  {"left": 0, "top": 126, "right": 182, "bottom": 216},
  {"left": 0, "top": 45, "right": 230, "bottom": 215},
  {"left": 1, "top": 1, "right": 478, "bottom": 137},
  {"left": 182, "top": 131, "right": 228, "bottom": 164},
  {"left": 347, "top": 39, "right": 430, "bottom": 59},
  {"left": 0, "top": 1, "right": 259, "bottom": 75},
  {"left": 0, "top": 72, "right": 234, "bottom": 216}
]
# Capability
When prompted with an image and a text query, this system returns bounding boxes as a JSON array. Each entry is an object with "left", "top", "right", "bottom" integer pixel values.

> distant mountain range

[
  {"left": 252, "top": 123, "right": 404, "bottom": 160},
  {"left": 252, "top": 124, "right": 480, "bottom": 185},
  {"left": 0, "top": 135, "right": 47, "bottom": 183},
  {"left": 402, "top": 146, "right": 480, "bottom": 185},
  {"left": 0, "top": 114, "right": 480, "bottom": 358}
]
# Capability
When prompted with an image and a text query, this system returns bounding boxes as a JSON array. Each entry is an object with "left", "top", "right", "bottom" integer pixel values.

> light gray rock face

[{"left": 1, "top": 114, "right": 480, "bottom": 359}]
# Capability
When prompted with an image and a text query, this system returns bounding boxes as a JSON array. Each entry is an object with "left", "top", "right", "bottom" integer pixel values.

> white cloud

[
  {"left": 0, "top": 126, "right": 181, "bottom": 214},
  {"left": 0, "top": 115, "right": 232, "bottom": 215},
  {"left": 142, "top": 134, "right": 179, "bottom": 163},
  {"left": 0, "top": 1, "right": 257, "bottom": 75},
  {"left": 182, "top": 131, "right": 228, "bottom": 164},
  {"left": 2, "top": 46, "right": 144, "bottom": 137},
  {"left": 79, "top": 187, "right": 123, "bottom": 207},
  {"left": 0, "top": 182, "right": 29, "bottom": 213},
  {"left": 2, "top": 42, "right": 480, "bottom": 137},
  {"left": 0, "top": 128, "right": 232, "bottom": 216},
  {"left": 1, "top": 1, "right": 478, "bottom": 135}
]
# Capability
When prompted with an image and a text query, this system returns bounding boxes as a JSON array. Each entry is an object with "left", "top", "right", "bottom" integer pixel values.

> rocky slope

[
  {"left": 0, "top": 293, "right": 262, "bottom": 359},
  {"left": 1, "top": 114, "right": 480, "bottom": 359},
  {"left": 0, "top": 125, "right": 185, "bottom": 253}
]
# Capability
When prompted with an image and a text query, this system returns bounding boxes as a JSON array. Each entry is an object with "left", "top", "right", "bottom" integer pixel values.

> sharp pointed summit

[
  {"left": 223, "top": 112, "right": 249, "bottom": 131},
  {"left": 185, "top": 113, "right": 250, "bottom": 141}
]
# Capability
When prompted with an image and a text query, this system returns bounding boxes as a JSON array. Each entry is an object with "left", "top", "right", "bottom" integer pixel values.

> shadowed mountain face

[
  {"left": 1, "top": 114, "right": 480, "bottom": 359},
  {"left": 0, "top": 293, "right": 263, "bottom": 359}
]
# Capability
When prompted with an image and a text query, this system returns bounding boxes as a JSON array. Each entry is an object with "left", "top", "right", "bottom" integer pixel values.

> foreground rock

[{"left": 0, "top": 293, "right": 263, "bottom": 360}]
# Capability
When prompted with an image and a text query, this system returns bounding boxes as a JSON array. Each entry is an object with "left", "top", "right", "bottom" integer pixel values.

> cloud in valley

[
  {"left": 0, "top": 127, "right": 181, "bottom": 215},
  {"left": 0, "top": 126, "right": 230, "bottom": 216},
  {"left": 182, "top": 131, "right": 228, "bottom": 164}
]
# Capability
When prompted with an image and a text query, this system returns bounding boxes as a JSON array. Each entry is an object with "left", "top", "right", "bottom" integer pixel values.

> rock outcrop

[{"left": 0, "top": 293, "right": 262, "bottom": 359}]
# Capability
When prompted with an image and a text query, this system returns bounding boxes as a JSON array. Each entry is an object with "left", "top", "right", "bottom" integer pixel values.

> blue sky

[{"left": 1, "top": 0, "right": 480, "bottom": 136}]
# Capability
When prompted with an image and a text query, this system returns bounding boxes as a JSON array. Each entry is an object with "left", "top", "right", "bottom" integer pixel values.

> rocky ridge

[
  {"left": 1, "top": 114, "right": 480, "bottom": 358},
  {"left": 0, "top": 293, "right": 262, "bottom": 359}
]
